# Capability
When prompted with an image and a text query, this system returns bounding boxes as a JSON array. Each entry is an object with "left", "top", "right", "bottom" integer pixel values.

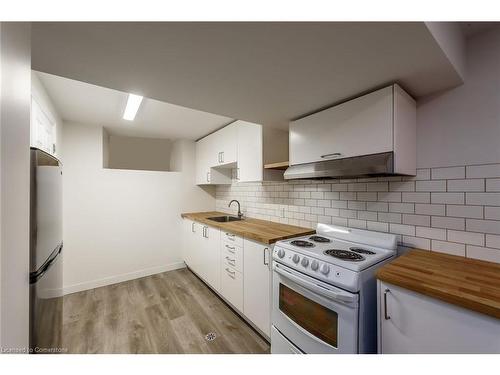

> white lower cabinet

[
  {"left": 220, "top": 264, "right": 244, "bottom": 312},
  {"left": 182, "top": 219, "right": 220, "bottom": 292},
  {"left": 378, "top": 281, "right": 500, "bottom": 354},
  {"left": 243, "top": 239, "right": 272, "bottom": 337},
  {"left": 182, "top": 219, "right": 272, "bottom": 338}
]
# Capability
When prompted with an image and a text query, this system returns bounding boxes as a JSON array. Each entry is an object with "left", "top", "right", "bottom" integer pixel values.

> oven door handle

[{"left": 273, "top": 264, "right": 357, "bottom": 304}]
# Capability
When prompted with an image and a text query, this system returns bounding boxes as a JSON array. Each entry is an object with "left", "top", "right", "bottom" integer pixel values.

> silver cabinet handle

[
  {"left": 384, "top": 289, "right": 391, "bottom": 320},
  {"left": 263, "top": 247, "right": 269, "bottom": 266},
  {"left": 205, "top": 226, "right": 209, "bottom": 239},
  {"left": 225, "top": 267, "right": 235, "bottom": 279},
  {"left": 221, "top": 151, "right": 224, "bottom": 163},
  {"left": 225, "top": 245, "right": 235, "bottom": 253},
  {"left": 191, "top": 222, "right": 195, "bottom": 233},
  {"left": 321, "top": 152, "right": 342, "bottom": 159},
  {"left": 206, "top": 171, "right": 210, "bottom": 182}
]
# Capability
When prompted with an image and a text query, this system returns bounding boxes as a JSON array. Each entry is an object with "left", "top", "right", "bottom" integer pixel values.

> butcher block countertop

[
  {"left": 376, "top": 249, "right": 500, "bottom": 319},
  {"left": 181, "top": 211, "right": 315, "bottom": 244}
]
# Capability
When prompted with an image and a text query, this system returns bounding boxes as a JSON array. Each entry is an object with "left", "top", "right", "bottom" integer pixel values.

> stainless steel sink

[{"left": 207, "top": 215, "right": 243, "bottom": 223}]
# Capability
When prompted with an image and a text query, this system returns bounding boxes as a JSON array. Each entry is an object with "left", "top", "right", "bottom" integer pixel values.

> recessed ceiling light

[{"left": 123, "top": 94, "right": 143, "bottom": 121}]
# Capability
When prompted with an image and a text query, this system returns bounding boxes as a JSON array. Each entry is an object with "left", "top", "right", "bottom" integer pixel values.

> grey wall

[
  {"left": 106, "top": 134, "right": 171, "bottom": 172},
  {"left": 0, "top": 22, "right": 31, "bottom": 351}
]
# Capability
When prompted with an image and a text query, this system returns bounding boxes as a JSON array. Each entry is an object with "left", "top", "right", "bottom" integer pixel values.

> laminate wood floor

[{"left": 62, "top": 268, "right": 270, "bottom": 354}]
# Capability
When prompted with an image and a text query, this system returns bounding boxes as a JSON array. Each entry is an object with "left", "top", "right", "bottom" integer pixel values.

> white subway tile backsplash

[
  {"left": 466, "top": 245, "right": 500, "bottom": 263},
  {"left": 447, "top": 230, "right": 484, "bottom": 246},
  {"left": 447, "top": 179, "right": 484, "bottom": 192},
  {"left": 390, "top": 182, "right": 415, "bottom": 192},
  {"left": 466, "top": 219, "right": 500, "bottom": 235},
  {"left": 466, "top": 193, "right": 500, "bottom": 206},
  {"left": 467, "top": 164, "right": 500, "bottom": 178},
  {"left": 446, "top": 205, "right": 483, "bottom": 219},
  {"left": 402, "top": 192, "right": 430, "bottom": 203},
  {"left": 378, "top": 212, "right": 402, "bottom": 224},
  {"left": 416, "top": 168, "right": 431, "bottom": 180},
  {"left": 431, "top": 192, "right": 464, "bottom": 204},
  {"left": 486, "top": 234, "right": 500, "bottom": 249},
  {"left": 416, "top": 180, "right": 446, "bottom": 192},
  {"left": 389, "top": 202, "right": 415, "bottom": 214},
  {"left": 431, "top": 240, "right": 466, "bottom": 256},
  {"left": 217, "top": 163, "right": 500, "bottom": 263},
  {"left": 390, "top": 224, "right": 415, "bottom": 236},
  {"left": 340, "top": 192, "right": 356, "bottom": 201},
  {"left": 415, "top": 203, "right": 445, "bottom": 216},
  {"left": 356, "top": 192, "right": 377, "bottom": 201},
  {"left": 366, "top": 182, "right": 388, "bottom": 192},
  {"left": 486, "top": 178, "right": 500, "bottom": 192},
  {"left": 402, "top": 236, "right": 430, "bottom": 249},
  {"left": 431, "top": 216, "right": 465, "bottom": 230},
  {"left": 367, "top": 221, "right": 389, "bottom": 232},
  {"left": 403, "top": 214, "right": 430, "bottom": 227},
  {"left": 416, "top": 226, "right": 447, "bottom": 240},
  {"left": 432, "top": 166, "right": 465, "bottom": 180},
  {"left": 485, "top": 207, "right": 500, "bottom": 220},
  {"left": 377, "top": 192, "right": 402, "bottom": 202}
]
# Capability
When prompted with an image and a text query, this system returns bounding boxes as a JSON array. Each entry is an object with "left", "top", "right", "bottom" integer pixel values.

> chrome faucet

[{"left": 228, "top": 200, "right": 243, "bottom": 219}]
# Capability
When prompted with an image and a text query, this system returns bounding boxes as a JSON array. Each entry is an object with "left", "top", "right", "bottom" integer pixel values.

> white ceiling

[
  {"left": 32, "top": 22, "right": 466, "bottom": 130},
  {"left": 36, "top": 71, "right": 233, "bottom": 140}
]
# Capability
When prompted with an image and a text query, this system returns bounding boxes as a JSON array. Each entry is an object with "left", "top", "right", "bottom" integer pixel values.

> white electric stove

[{"left": 271, "top": 223, "right": 397, "bottom": 354}]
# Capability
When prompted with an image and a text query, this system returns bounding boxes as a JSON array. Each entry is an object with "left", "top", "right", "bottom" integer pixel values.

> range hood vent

[{"left": 284, "top": 152, "right": 394, "bottom": 180}]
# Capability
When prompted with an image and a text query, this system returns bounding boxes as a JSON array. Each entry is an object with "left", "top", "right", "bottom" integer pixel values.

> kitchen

[{"left": 0, "top": 5, "right": 499, "bottom": 373}]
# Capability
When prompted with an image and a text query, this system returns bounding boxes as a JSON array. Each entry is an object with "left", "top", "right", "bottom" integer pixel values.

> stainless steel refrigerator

[{"left": 29, "top": 147, "right": 63, "bottom": 353}]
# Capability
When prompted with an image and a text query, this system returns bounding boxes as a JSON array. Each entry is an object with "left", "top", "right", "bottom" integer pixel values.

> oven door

[{"left": 272, "top": 262, "right": 359, "bottom": 354}]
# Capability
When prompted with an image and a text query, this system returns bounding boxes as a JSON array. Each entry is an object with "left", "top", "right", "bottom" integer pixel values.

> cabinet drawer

[
  {"left": 220, "top": 265, "right": 243, "bottom": 312},
  {"left": 222, "top": 231, "right": 243, "bottom": 247},
  {"left": 221, "top": 246, "right": 243, "bottom": 272}
]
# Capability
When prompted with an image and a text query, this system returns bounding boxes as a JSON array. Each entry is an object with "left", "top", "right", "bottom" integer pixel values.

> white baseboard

[{"left": 62, "top": 262, "right": 186, "bottom": 295}]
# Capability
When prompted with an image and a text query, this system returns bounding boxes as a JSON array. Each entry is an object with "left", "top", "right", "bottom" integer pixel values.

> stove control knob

[
  {"left": 310, "top": 260, "right": 319, "bottom": 271},
  {"left": 292, "top": 254, "right": 300, "bottom": 263},
  {"left": 320, "top": 264, "right": 330, "bottom": 275},
  {"left": 301, "top": 258, "right": 309, "bottom": 267},
  {"left": 277, "top": 249, "right": 285, "bottom": 258}
]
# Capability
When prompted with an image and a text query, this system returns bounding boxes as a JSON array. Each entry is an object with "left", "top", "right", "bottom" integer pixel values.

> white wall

[
  {"left": 106, "top": 134, "right": 172, "bottom": 171},
  {"left": 0, "top": 23, "right": 31, "bottom": 351},
  {"left": 31, "top": 71, "right": 63, "bottom": 159},
  {"left": 62, "top": 122, "right": 215, "bottom": 294},
  {"left": 417, "top": 27, "right": 500, "bottom": 168}
]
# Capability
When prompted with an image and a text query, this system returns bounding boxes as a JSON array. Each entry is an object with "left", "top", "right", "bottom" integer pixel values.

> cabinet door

[
  {"left": 237, "top": 121, "right": 263, "bottom": 182},
  {"left": 243, "top": 239, "right": 272, "bottom": 336},
  {"left": 217, "top": 122, "right": 238, "bottom": 165},
  {"left": 199, "top": 225, "right": 221, "bottom": 292},
  {"left": 379, "top": 281, "right": 500, "bottom": 354},
  {"left": 290, "top": 86, "right": 393, "bottom": 165},
  {"left": 195, "top": 138, "right": 210, "bottom": 185},
  {"left": 31, "top": 97, "right": 56, "bottom": 155}
]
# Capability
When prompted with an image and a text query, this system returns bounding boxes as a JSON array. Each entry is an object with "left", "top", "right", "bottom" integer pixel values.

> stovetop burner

[
  {"left": 324, "top": 249, "right": 365, "bottom": 261},
  {"left": 349, "top": 247, "right": 376, "bottom": 255},
  {"left": 290, "top": 240, "right": 315, "bottom": 248},
  {"left": 309, "top": 235, "right": 331, "bottom": 243}
]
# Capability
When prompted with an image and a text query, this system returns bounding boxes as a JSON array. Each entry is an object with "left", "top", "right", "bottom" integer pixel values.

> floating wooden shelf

[{"left": 263, "top": 161, "right": 289, "bottom": 170}]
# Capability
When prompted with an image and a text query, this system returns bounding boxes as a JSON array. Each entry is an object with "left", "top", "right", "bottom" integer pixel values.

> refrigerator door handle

[{"left": 29, "top": 242, "right": 63, "bottom": 284}]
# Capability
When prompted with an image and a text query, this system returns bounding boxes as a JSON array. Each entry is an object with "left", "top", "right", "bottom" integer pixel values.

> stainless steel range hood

[{"left": 284, "top": 152, "right": 394, "bottom": 180}]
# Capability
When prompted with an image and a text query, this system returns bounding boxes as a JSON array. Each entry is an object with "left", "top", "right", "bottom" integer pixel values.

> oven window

[{"left": 279, "top": 283, "right": 338, "bottom": 348}]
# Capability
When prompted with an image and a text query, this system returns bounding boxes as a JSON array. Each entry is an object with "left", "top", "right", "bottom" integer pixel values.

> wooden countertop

[
  {"left": 376, "top": 249, "right": 500, "bottom": 319},
  {"left": 181, "top": 211, "right": 315, "bottom": 244}
]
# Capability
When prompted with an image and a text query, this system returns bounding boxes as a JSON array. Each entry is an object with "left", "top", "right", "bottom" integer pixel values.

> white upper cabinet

[
  {"left": 289, "top": 84, "right": 416, "bottom": 175},
  {"left": 195, "top": 120, "right": 288, "bottom": 185},
  {"left": 215, "top": 122, "right": 238, "bottom": 166},
  {"left": 31, "top": 97, "right": 57, "bottom": 156},
  {"left": 236, "top": 121, "right": 263, "bottom": 182}
]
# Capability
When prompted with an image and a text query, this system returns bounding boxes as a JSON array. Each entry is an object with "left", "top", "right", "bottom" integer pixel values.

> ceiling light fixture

[{"left": 123, "top": 94, "right": 143, "bottom": 121}]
